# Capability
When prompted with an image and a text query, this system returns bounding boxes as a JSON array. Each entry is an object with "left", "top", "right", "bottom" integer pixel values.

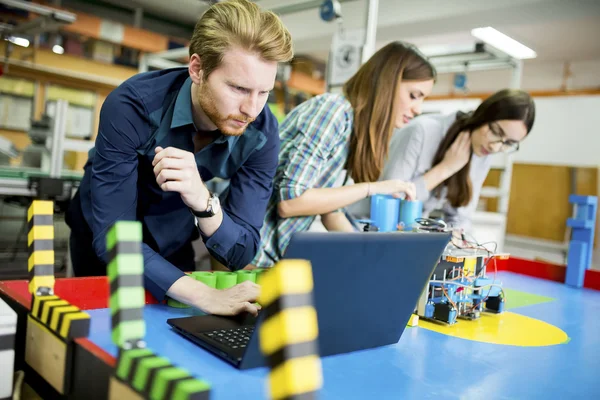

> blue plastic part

[
  {"left": 486, "top": 286, "right": 502, "bottom": 298},
  {"left": 475, "top": 278, "right": 493, "bottom": 287},
  {"left": 448, "top": 310, "right": 457, "bottom": 324},
  {"left": 566, "top": 241, "right": 588, "bottom": 288},
  {"left": 425, "top": 303, "right": 434, "bottom": 318},
  {"left": 398, "top": 200, "right": 423, "bottom": 231},
  {"left": 370, "top": 195, "right": 400, "bottom": 232},
  {"left": 565, "top": 195, "right": 597, "bottom": 288}
]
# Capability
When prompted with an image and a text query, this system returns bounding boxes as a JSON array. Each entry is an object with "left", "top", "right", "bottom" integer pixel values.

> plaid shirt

[{"left": 251, "top": 93, "right": 354, "bottom": 267}]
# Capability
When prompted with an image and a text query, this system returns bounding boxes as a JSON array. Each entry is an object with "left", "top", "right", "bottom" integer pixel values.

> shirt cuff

[
  {"left": 143, "top": 251, "right": 186, "bottom": 302},
  {"left": 279, "top": 185, "right": 306, "bottom": 201},
  {"left": 203, "top": 211, "right": 239, "bottom": 259}
]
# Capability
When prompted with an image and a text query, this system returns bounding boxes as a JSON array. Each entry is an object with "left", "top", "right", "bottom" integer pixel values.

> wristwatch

[{"left": 191, "top": 192, "right": 221, "bottom": 218}]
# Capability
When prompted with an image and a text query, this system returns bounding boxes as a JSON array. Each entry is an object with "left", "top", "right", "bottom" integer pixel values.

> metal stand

[
  {"left": 48, "top": 99, "right": 68, "bottom": 179},
  {"left": 361, "top": 0, "right": 379, "bottom": 63}
]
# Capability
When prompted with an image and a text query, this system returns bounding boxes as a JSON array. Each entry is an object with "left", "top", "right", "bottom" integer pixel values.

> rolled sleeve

[
  {"left": 277, "top": 95, "right": 352, "bottom": 201},
  {"left": 203, "top": 212, "right": 239, "bottom": 258},
  {"left": 143, "top": 249, "right": 185, "bottom": 301},
  {"left": 202, "top": 111, "right": 280, "bottom": 270},
  {"left": 279, "top": 186, "right": 306, "bottom": 201},
  {"left": 413, "top": 175, "right": 430, "bottom": 200}
]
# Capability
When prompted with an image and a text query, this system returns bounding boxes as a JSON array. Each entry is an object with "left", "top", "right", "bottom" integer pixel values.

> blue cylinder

[
  {"left": 370, "top": 194, "right": 400, "bottom": 232},
  {"left": 398, "top": 200, "right": 423, "bottom": 231}
]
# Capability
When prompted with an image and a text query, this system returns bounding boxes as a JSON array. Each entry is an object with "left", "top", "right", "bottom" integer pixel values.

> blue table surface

[{"left": 87, "top": 272, "right": 600, "bottom": 400}]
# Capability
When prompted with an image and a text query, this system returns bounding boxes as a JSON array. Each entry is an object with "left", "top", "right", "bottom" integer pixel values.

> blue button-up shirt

[{"left": 78, "top": 67, "right": 279, "bottom": 300}]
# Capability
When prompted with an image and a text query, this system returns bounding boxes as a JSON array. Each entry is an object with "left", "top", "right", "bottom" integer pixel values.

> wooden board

[
  {"left": 108, "top": 377, "right": 144, "bottom": 400},
  {"left": 25, "top": 316, "right": 68, "bottom": 394},
  {"left": 505, "top": 164, "right": 598, "bottom": 244},
  {"left": 507, "top": 164, "right": 572, "bottom": 242}
]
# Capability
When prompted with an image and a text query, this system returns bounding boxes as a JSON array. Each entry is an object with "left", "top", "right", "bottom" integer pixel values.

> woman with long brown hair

[
  {"left": 250, "top": 41, "right": 436, "bottom": 268},
  {"left": 381, "top": 89, "right": 536, "bottom": 232}
]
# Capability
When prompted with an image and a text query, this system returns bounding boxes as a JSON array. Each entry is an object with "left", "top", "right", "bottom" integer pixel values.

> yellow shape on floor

[{"left": 419, "top": 311, "right": 569, "bottom": 347}]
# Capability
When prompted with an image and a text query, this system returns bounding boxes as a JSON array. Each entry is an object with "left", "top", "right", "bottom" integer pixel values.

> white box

[{"left": 0, "top": 298, "right": 17, "bottom": 399}]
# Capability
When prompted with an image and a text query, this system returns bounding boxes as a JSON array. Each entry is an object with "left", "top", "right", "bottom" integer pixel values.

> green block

[
  {"left": 112, "top": 320, "right": 146, "bottom": 347},
  {"left": 235, "top": 270, "right": 256, "bottom": 284},
  {"left": 116, "top": 348, "right": 153, "bottom": 380},
  {"left": 213, "top": 272, "right": 237, "bottom": 289},
  {"left": 133, "top": 356, "right": 172, "bottom": 392},
  {"left": 149, "top": 367, "right": 191, "bottom": 400},
  {"left": 192, "top": 272, "right": 217, "bottom": 288},
  {"left": 108, "top": 254, "right": 144, "bottom": 281},
  {"left": 172, "top": 378, "right": 211, "bottom": 400},
  {"left": 107, "top": 221, "right": 142, "bottom": 252},
  {"left": 110, "top": 287, "right": 145, "bottom": 311},
  {"left": 167, "top": 297, "right": 190, "bottom": 308}
]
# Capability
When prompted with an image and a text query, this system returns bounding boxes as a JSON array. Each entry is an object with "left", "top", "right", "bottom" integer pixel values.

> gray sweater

[
  {"left": 383, "top": 112, "right": 491, "bottom": 230},
  {"left": 349, "top": 112, "right": 491, "bottom": 230}
]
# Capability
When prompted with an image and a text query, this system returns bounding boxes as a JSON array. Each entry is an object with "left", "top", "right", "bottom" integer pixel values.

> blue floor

[{"left": 87, "top": 272, "right": 600, "bottom": 399}]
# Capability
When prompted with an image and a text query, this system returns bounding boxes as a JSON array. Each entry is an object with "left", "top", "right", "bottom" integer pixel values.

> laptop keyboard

[{"left": 200, "top": 326, "right": 254, "bottom": 350}]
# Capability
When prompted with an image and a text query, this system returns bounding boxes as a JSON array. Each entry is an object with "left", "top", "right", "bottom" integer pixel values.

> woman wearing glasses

[{"left": 381, "top": 89, "right": 536, "bottom": 231}]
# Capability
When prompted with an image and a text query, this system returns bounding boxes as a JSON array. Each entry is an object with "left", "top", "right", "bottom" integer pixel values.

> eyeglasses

[{"left": 488, "top": 122, "right": 520, "bottom": 153}]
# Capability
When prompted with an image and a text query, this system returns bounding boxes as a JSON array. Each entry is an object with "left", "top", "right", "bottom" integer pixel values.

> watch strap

[{"left": 191, "top": 194, "right": 215, "bottom": 218}]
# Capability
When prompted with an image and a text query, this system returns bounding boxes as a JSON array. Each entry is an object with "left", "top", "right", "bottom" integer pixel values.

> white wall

[
  {"left": 423, "top": 95, "right": 600, "bottom": 168},
  {"left": 514, "top": 95, "right": 600, "bottom": 167}
]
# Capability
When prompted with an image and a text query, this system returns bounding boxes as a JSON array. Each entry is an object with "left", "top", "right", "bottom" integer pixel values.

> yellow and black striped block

[
  {"left": 27, "top": 200, "right": 55, "bottom": 296},
  {"left": 113, "top": 348, "right": 211, "bottom": 400},
  {"left": 258, "top": 259, "right": 322, "bottom": 400},
  {"left": 30, "top": 295, "right": 90, "bottom": 340}
]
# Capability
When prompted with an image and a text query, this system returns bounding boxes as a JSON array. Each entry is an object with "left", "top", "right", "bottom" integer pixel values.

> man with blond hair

[{"left": 66, "top": 0, "right": 293, "bottom": 316}]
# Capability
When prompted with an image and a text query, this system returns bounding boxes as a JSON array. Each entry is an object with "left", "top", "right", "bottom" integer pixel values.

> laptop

[{"left": 167, "top": 231, "right": 451, "bottom": 369}]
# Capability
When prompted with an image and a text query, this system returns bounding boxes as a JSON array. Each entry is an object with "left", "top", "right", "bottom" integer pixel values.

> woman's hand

[
  {"left": 371, "top": 180, "right": 417, "bottom": 200},
  {"left": 442, "top": 131, "right": 471, "bottom": 174}
]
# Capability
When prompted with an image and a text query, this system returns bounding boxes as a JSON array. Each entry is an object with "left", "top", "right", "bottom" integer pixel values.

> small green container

[
  {"left": 235, "top": 270, "right": 257, "bottom": 284},
  {"left": 213, "top": 271, "right": 238, "bottom": 289},
  {"left": 192, "top": 271, "right": 217, "bottom": 288},
  {"left": 166, "top": 298, "right": 190, "bottom": 308}
]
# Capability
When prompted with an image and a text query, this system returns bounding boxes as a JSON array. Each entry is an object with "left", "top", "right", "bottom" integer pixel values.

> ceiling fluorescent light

[
  {"left": 418, "top": 43, "right": 475, "bottom": 57},
  {"left": 471, "top": 27, "right": 536, "bottom": 59},
  {"left": 8, "top": 36, "right": 29, "bottom": 47}
]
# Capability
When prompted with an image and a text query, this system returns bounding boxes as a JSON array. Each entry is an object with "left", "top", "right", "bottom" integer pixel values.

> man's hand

[
  {"left": 152, "top": 146, "right": 210, "bottom": 212},
  {"left": 201, "top": 281, "right": 261, "bottom": 316},
  {"left": 168, "top": 276, "right": 261, "bottom": 316}
]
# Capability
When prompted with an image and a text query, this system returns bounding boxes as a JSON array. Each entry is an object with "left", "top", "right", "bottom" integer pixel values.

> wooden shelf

[{"left": 32, "top": 0, "right": 170, "bottom": 54}]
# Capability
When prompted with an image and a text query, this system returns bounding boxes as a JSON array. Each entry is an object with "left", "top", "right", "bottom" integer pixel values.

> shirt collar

[{"left": 170, "top": 77, "right": 195, "bottom": 129}]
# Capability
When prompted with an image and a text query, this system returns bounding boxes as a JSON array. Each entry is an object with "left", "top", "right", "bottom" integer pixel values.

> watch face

[{"left": 210, "top": 195, "right": 220, "bottom": 213}]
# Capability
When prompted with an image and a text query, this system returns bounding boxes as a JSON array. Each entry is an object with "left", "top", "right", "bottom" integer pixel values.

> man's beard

[{"left": 197, "top": 83, "right": 256, "bottom": 137}]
